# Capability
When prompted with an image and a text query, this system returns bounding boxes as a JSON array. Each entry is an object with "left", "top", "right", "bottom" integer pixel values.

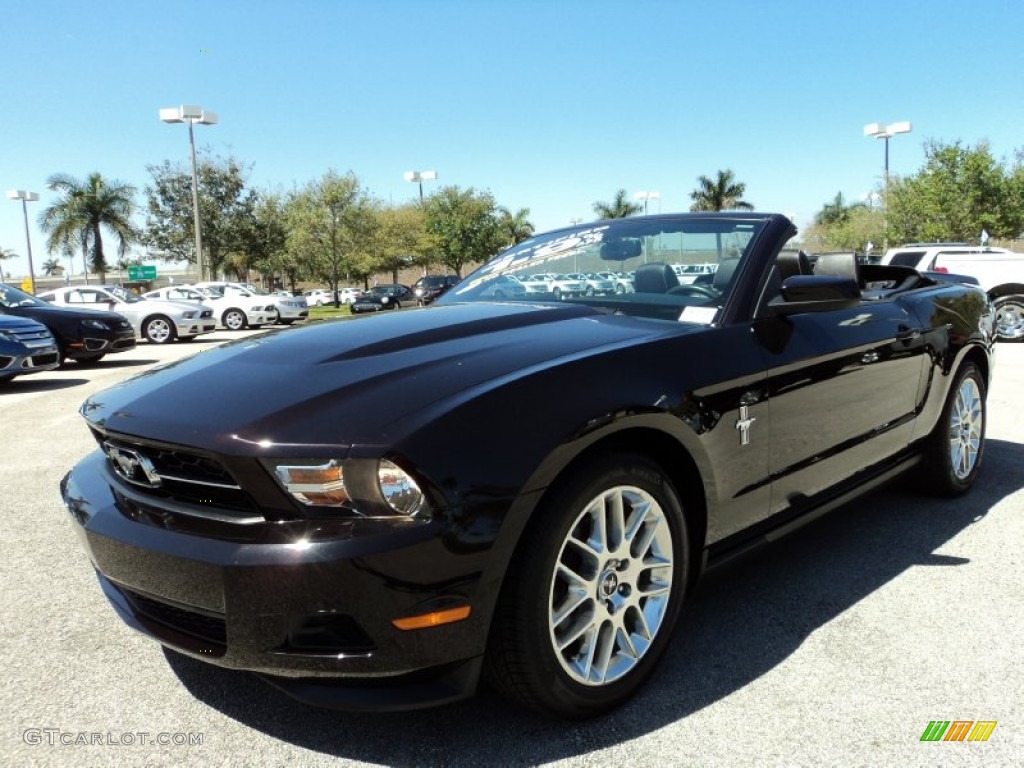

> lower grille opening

[{"left": 120, "top": 586, "right": 227, "bottom": 651}]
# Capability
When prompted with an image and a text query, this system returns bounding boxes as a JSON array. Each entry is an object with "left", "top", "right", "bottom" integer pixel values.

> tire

[
  {"left": 223, "top": 309, "right": 247, "bottom": 331},
  {"left": 143, "top": 315, "right": 176, "bottom": 344},
  {"left": 615, "top": 284, "right": 626, "bottom": 295},
  {"left": 485, "top": 452, "right": 689, "bottom": 719},
  {"left": 993, "top": 295, "right": 1024, "bottom": 342},
  {"left": 552, "top": 287, "right": 562, "bottom": 301},
  {"left": 390, "top": 300, "right": 400, "bottom": 310},
  {"left": 920, "top": 362, "right": 986, "bottom": 495},
  {"left": 584, "top": 285, "right": 595, "bottom": 296}
]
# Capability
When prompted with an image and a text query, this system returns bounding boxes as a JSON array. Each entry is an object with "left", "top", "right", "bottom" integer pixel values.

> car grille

[
  {"left": 120, "top": 586, "right": 227, "bottom": 648},
  {"left": 92, "top": 429, "right": 256, "bottom": 513},
  {"left": 6, "top": 326, "right": 54, "bottom": 346}
]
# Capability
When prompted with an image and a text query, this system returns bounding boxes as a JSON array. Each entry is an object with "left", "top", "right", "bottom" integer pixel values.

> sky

[{"left": 2, "top": 0, "right": 1023, "bottom": 279}]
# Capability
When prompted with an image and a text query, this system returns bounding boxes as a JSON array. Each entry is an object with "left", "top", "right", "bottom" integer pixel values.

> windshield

[
  {"left": 438, "top": 215, "right": 770, "bottom": 320},
  {"left": 0, "top": 283, "right": 50, "bottom": 308}
]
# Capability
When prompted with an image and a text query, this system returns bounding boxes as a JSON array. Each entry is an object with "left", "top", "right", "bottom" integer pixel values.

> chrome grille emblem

[{"left": 104, "top": 442, "right": 163, "bottom": 488}]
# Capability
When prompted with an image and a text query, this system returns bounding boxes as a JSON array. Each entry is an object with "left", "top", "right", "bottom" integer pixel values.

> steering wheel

[{"left": 668, "top": 284, "right": 718, "bottom": 299}]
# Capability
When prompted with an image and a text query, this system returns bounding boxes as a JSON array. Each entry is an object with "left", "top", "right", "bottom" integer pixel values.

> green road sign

[{"left": 128, "top": 265, "right": 157, "bottom": 281}]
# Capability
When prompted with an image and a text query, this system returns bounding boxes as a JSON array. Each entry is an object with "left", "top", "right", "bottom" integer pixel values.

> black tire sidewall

[{"left": 498, "top": 453, "right": 689, "bottom": 718}]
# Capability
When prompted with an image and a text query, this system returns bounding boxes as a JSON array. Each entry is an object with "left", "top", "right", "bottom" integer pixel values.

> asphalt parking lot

[{"left": 2, "top": 327, "right": 1022, "bottom": 767}]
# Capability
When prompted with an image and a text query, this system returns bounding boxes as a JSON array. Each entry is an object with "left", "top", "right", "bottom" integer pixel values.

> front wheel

[
  {"left": 993, "top": 295, "right": 1024, "bottom": 342},
  {"left": 486, "top": 453, "right": 689, "bottom": 719},
  {"left": 143, "top": 315, "right": 176, "bottom": 344},
  {"left": 223, "top": 309, "right": 247, "bottom": 331},
  {"left": 920, "top": 362, "right": 986, "bottom": 495}
]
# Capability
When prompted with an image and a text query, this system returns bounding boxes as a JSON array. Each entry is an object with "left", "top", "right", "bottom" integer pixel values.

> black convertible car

[
  {"left": 0, "top": 282, "right": 136, "bottom": 364},
  {"left": 62, "top": 213, "right": 994, "bottom": 718}
]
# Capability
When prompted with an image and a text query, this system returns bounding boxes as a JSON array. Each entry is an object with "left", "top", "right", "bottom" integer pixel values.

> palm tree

[
  {"left": 39, "top": 172, "right": 138, "bottom": 283},
  {"left": 593, "top": 189, "right": 642, "bottom": 219},
  {"left": 689, "top": 170, "right": 754, "bottom": 212},
  {"left": 42, "top": 258, "right": 63, "bottom": 276},
  {"left": 0, "top": 246, "right": 16, "bottom": 281},
  {"left": 498, "top": 207, "right": 535, "bottom": 246}
]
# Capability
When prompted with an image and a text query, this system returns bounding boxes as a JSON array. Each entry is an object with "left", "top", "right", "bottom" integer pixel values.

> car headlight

[
  {"left": 82, "top": 319, "right": 108, "bottom": 330},
  {"left": 182, "top": 311, "right": 197, "bottom": 319},
  {"left": 263, "top": 458, "right": 429, "bottom": 520},
  {"left": 381, "top": 296, "right": 390, "bottom": 304}
]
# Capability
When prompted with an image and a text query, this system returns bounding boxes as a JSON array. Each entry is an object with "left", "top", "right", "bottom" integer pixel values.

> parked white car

[
  {"left": 187, "top": 282, "right": 275, "bottom": 330},
  {"left": 672, "top": 263, "right": 718, "bottom": 284},
  {"left": 596, "top": 271, "right": 635, "bottom": 294},
  {"left": 880, "top": 244, "right": 1024, "bottom": 340},
  {"left": 239, "top": 284, "right": 308, "bottom": 324},
  {"left": 37, "top": 285, "right": 215, "bottom": 344}
]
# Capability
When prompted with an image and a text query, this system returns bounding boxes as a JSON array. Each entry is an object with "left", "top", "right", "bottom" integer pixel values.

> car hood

[
  {"left": 81, "top": 303, "right": 700, "bottom": 454},
  {"left": 3, "top": 303, "right": 129, "bottom": 325}
]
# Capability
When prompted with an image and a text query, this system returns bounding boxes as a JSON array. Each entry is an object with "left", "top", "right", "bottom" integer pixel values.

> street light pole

[
  {"left": 634, "top": 191, "right": 661, "bottom": 215},
  {"left": 864, "top": 121, "right": 911, "bottom": 248},
  {"left": 160, "top": 105, "right": 218, "bottom": 281},
  {"left": 6, "top": 189, "right": 40, "bottom": 293},
  {"left": 403, "top": 170, "right": 438, "bottom": 203}
]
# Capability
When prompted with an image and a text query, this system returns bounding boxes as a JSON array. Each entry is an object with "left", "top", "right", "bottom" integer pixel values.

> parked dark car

[
  {"left": 62, "top": 213, "right": 994, "bottom": 719},
  {"left": 412, "top": 274, "right": 459, "bottom": 305},
  {"left": 0, "top": 314, "right": 60, "bottom": 382},
  {"left": 0, "top": 282, "right": 136, "bottom": 364},
  {"left": 350, "top": 284, "right": 414, "bottom": 313}
]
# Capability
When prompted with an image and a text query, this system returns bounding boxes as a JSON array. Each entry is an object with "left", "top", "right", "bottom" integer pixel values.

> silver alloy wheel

[
  {"left": 994, "top": 297, "right": 1024, "bottom": 341},
  {"left": 144, "top": 317, "right": 172, "bottom": 344},
  {"left": 223, "top": 309, "right": 246, "bottom": 330},
  {"left": 547, "top": 485, "right": 674, "bottom": 686},
  {"left": 949, "top": 376, "right": 983, "bottom": 480}
]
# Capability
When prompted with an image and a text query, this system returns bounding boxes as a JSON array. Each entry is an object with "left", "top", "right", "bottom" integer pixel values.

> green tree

[
  {"left": 286, "top": 171, "right": 374, "bottom": 304},
  {"left": 803, "top": 205, "right": 885, "bottom": 253},
  {"left": 592, "top": 189, "right": 642, "bottom": 219},
  {"left": 39, "top": 172, "right": 138, "bottom": 283},
  {"left": 41, "top": 258, "right": 62, "bottom": 276},
  {"left": 815, "top": 191, "right": 864, "bottom": 226},
  {"left": 497, "top": 206, "right": 535, "bottom": 246},
  {"left": 423, "top": 186, "right": 504, "bottom": 276},
  {"left": 144, "top": 152, "right": 257, "bottom": 279},
  {"left": 887, "top": 140, "right": 1024, "bottom": 243},
  {"left": 372, "top": 203, "right": 433, "bottom": 282},
  {"left": 222, "top": 191, "right": 291, "bottom": 285},
  {"left": 689, "top": 169, "right": 754, "bottom": 212}
]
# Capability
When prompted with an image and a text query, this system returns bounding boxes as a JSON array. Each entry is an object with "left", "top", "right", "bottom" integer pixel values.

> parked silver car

[{"left": 37, "top": 286, "right": 215, "bottom": 344}]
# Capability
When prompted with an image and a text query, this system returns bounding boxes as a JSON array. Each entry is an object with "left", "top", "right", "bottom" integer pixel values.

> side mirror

[{"left": 768, "top": 275, "right": 861, "bottom": 315}]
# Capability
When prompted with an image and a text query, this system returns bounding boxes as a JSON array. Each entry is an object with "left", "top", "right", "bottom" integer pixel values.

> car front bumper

[
  {"left": 60, "top": 451, "right": 489, "bottom": 710},
  {"left": 68, "top": 331, "right": 137, "bottom": 358},
  {"left": 175, "top": 321, "right": 217, "bottom": 337},
  {"left": 245, "top": 311, "right": 272, "bottom": 326}
]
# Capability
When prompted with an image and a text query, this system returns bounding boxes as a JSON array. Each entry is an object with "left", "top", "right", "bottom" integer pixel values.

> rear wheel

[
  {"left": 486, "top": 453, "right": 689, "bottom": 719},
  {"left": 143, "top": 315, "right": 176, "bottom": 344},
  {"left": 920, "top": 362, "right": 986, "bottom": 495},
  {"left": 993, "top": 295, "right": 1024, "bottom": 341}
]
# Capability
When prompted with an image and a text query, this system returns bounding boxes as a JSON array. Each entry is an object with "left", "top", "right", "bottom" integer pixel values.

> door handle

[{"left": 896, "top": 325, "right": 921, "bottom": 342}]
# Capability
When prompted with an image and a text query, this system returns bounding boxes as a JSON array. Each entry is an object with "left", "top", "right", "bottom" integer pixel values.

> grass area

[{"left": 307, "top": 304, "right": 353, "bottom": 320}]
